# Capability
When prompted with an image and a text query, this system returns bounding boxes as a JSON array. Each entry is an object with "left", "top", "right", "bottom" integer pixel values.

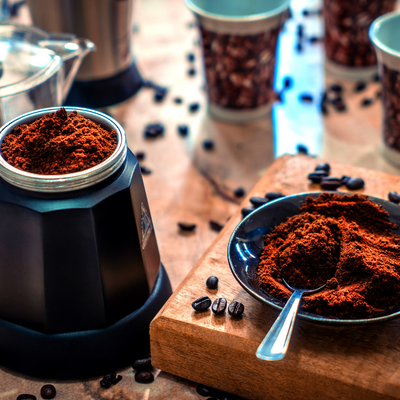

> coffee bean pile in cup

[
  {"left": 308, "top": 163, "right": 364, "bottom": 191},
  {"left": 191, "top": 276, "right": 244, "bottom": 318}
]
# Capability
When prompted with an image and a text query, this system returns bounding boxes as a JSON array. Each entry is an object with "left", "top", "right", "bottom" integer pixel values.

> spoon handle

[{"left": 256, "top": 289, "right": 303, "bottom": 361}]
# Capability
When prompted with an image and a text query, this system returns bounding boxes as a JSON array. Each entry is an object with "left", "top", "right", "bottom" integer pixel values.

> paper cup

[
  {"left": 324, "top": 0, "right": 395, "bottom": 80},
  {"left": 370, "top": 12, "right": 400, "bottom": 166},
  {"left": 184, "top": 0, "right": 290, "bottom": 123}
]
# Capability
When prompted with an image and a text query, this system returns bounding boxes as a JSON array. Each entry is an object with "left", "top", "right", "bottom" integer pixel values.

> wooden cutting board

[{"left": 150, "top": 154, "right": 400, "bottom": 400}]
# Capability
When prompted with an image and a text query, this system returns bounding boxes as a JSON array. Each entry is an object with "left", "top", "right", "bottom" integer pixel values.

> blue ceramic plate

[{"left": 227, "top": 192, "right": 400, "bottom": 325}]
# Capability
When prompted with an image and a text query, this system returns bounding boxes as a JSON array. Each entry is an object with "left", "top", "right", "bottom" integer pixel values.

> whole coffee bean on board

[
  {"left": 100, "top": 372, "right": 117, "bottom": 388},
  {"left": 320, "top": 178, "right": 342, "bottom": 190},
  {"left": 265, "top": 191, "right": 284, "bottom": 200},
  {"left": 241, "top": 207, "right": 254, "bottom": 218},
  {"left": 228, "top": 301, "right": 244, "bottom": 318},
  {"left": 192, "top": 296, "right": 212, "bottom": 311},
  {"left": 206, "top": 276, "right": 219, "bottom": 289},
  {"left": 212, "top": 298, "right": 227, "bottom": 315},
  {"left": 135, "top": 370, "right": 154, "bottom": 384},
  {"left": 178, "top": 124, "right": 189, "bottom": 136},
  {"left": 300, "top": 94, "right": 313, "bottom": 103},
  {"left": 140, "top": 166, "right": 152, "bottom": 175},
  {"left": 187, "top": 68, "right": 196, "bottom": 76},
  {"left": 340, "top": 175, "right": 351, "bottom": 184},
  {"left": 361, "top": 98, "right": 374, "bottom": 107},
  {"left": 40, "top": 385, "right": 56, "bottom": 399},
  {"left": 202, "top": 139, "right": 214, "bottom": 150},
  {"left": 354, "top": 81, "right": 367, "bottom": 92},
  {"left": 234, "top": 187, "right": 245, "bottom": 197},
  {"left": 388, "top": 191, "right": 400, "bottom": 204},
  {"left": 346, "top": 177, "right": 364, "bottom": 190},
  {"left": 297, "top": 144, "right": 308, "bottom": 154},
  {"left": 178, "top": 222, "right": 196, "bottom": 231},
  {"left": 188, "top": 102, "right": 200, "bottom": 113},
  {"left": 308, "top": 171, "right": 329, "bottom": 183},
  {"left": 315, "top": 163, "right": 330, "bottom": 173},
  {"left": 113, "top": 375, "right": 123, "bottom": 385},
  {"left": 329, "top": 83, "right": 343, "bottom": 94},
  {"left": 144, "top": 123, "right": 164, "bottom": 138},
  {"left": 133, "top": 356, "right": 152, "bottom": 371},
  {"left": 209, "top": 220, "right": 223, "bottom": 232},
  {"left": 135, "top": 151, "right": 145, "bottom": 161},
  {"left": 17, "top": 395, "right": 37, "bottom": 400},
  {"left": 250, "top": 196, "right": 269, "bottom": 208},
  {"left": 187, "top": 53, "right": 195, "bottom": 62}
]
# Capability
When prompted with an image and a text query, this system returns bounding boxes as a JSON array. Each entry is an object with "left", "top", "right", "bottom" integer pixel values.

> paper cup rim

[
  {"left": 184, "top": 0, "right": 290, "bottom": 23},
  {"left": 369, "top": 11, "right": 400, "bottom": 59}
]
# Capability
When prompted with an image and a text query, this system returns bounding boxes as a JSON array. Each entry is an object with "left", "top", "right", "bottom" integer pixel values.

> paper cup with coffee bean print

[
  {"left": 370, "top": 12, "right": 400, "bottom": 166},
  {"left": 324, "top": 0, "right": 396, "bottom": 80},
  {"left": 184, "top": 0, "right": 290, "bottom": 123}
]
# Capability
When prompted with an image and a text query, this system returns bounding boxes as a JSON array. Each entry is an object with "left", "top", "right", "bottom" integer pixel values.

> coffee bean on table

[
  {"left": 295, "top": 42, "right": 303, "bottom": 52},
  {"left": 340, "top": 175, "right": 351, "bottom": 184},
  {"left": 329, "top": 83, "right": 343, "bottom": 94},
  {"left": 140, "top": 166, "right": 152, "bottom": 175},
  {"left": 135, "top": 151, "right": 145, "bottom": 161},
  {"left": 206, "top": 276, "right": 219, "bottom": 289},
  {"left": 345, "top": 177, "right": 364, "bottom": 190},
  {"left": 40, "top": 385, "right": 56, "bottom": 399},
  {"left": 234, "top": 187, "right": 245, "bottom": 197},
  {"left": 388, "top": 191, "right": 400, "bottom": 204},
  {"left": 178, "top": 124, "right": 189, "bottom": 136},
  {"left": 228, "top": 301, "right": 244, "bottom": 318},
  {"left": 283, "top": 76, "right": 293, "bottom": 89},
  {"left": 192, "top": 296, "right": 212, "bottom": 311},
  {"left": 299, "top": 93, "right": 313, "bottom": 103},
  {"left": 144, "top": 123, "right": 164, "bottom": 138},
  {"left": 241, "top": 207, "right": 254, "bottom": 218},
  {"left": 188, "top": 102, "right": 200, "bottom": 112},
  {"left": 135, "top": 371, "right": 154, "bottom": 384},
  {"left": 315, "top": 162, "right": 330, "bottom": 173},
  {"left": 133, "top": 356, "right": 152, "bottom": 371},
  {"left": 212, "top": 298, "right": 227, "bottom": 315},
  {"left": 354, "top": 81, "right": 367, "bottom": 92},
  {"left": 113, "top": 375, "right": 123, "bottom": 385},
  {"left": 17, "top": 395, "right": 36, "bottom": 400},
  {"left": 308, "top": 171, "right": 329, "bottom": 183},
  {"left": 100, "top": 372, "right": 117, "bottom": 388},
  {"left": 173, "top": 97, "right": 183, "bottom": 104},
  {"left": 178, "top": 222, "right": 196, "bottom": 231},
  {"left": 202, "top": 139, "right": 214, "bottom": 150},
  {"left": 265, "top": 191, "right": 284, "bottom": 200},
  {"left": 361, "top": 98, "right": 374, "bottom": 107},
  {"left": 250, "top": 196, "right": 269, "bottom": 208},
  {"left": 196, "top": 384, "right": 214, "bottom": 397},
  {"left": 297, "top": 24, "right": 304, "bottom": 38},
  {"left": 297, "top": 144, "right": 308, "bottom": 154},
  {"left": 209, "top": 220, "right": 223, "bottom": 232},
  {"left": 372, "top": 72, "right": 380, "bottom": 82},
  {"left": 187, "top": 68, "right": 196, "bottom": 76},
  {"left": 187, "top": 53, "right": 195, "bottom": 62},
  {"left": 332, "top": 99, "right": 346, "bottom": 112},
  {"left": 320, "top": 178, "right": 342, "bottom": 190},
  {"left": 154, "top": 88, "right": 167, "bottom": 103}
]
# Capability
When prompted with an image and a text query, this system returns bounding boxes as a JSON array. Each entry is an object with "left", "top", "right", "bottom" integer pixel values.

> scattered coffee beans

[
  {"left": 332, "top": 99, "right": 346, "bottom": 112},
  {"left": 133, "top": 356, "right": 152, "bottom": 371},
  {"left": 135, "top": 151, "right": 145, "bottom": 161},
  {"left": 361, "top": 98, "right": 374, "bottom": 107},
  {"left": 187, "top": 53, "right": 195, "bottom": 62},
  {"left": 234, "top": 187, "right": 245, "bottom": 197},
  {"left": 297, "top": 24, "right": 304, "bottom": 38},
  {"left": 315, "top": 162, "right": 330, "bottom": 173},
  {"left": 295, "top": 42, "right": 303, "bottom": 52},
  {"left": 345, "top": 177, "right": 364, "bottom": 190},
  {"left": 135, "top": 371, "right": 154, "bottom": 384},
  {"left": 178, "top": 222, "right": 197, "bottom": 231},
  {"left": 140, "top": 166, "right": 152, "bottom": 175},
  {"left": 329, "top": 83, "right": 343, "bottom": 94},
  {"left": 300, "top": 93, "right": 313, "bottom": 103},
  {"left": 144, "top": 123, "right": 164, "bottom": 139},
  {"left": 340, "top": 175, "right": 351, "bottom": 184},
  {"left": 228, "top": 301, "right": 244, "bottom": 317},
  {"left": 100, "top": 372, "right": 121, "bottom": 389},
  {"left": 320, "top": 177, "right": 342, "bottom": 190},
  {"left": 173, "top": 97, "right": 183, "bottom": 104},
  {"left": 206, "top": 276, "right": 219, "bottom": 289},
  {"left": 17, "top": 396, "right": 36, "bottom": 400},
  {"left": 178, "top": 124, "right": 189, "bottom": 136},
  {"left": 202, "top": 139, "right": 214, "bottom": 150},
  {"left": 154, "top": 87, "right": 168, "bottom": 103},
  {"left": 40, "top": 385, "right": 56, "bottom": 399},
  {"left": 308, "top": 171, "right": 329, "bottom": 183},
  {"left": 372, "top": 72, "right": 380, "bottom": 82},
  {"left": 354, "top": 81, "right": 367, "bottom": 92},
  {"left": 188, "top": 68, "right": 196, "bottom": 76},
  {"left": 192, "top": 296, "right": 212, "bottom": 311},
  {"left": 209, "top": 220, "right": 224, "bottom": 232},
  {"left": 212, "top": 298, "right": 227, "bottom": 315},
  {"left": 249, "top": 196, "right": 269, "bottom": 208},
  {"left": 297, "top": 144, "right": 308, "bottom": 154},
  {"left": 188, "top": 102, "right": 200, "bottom": 113},
  {"left": 283, "top": 76, "right": 293, "bottom": 89},
  {"left": 265, "top": 191, "right": 284, "bottom": 200},
  {"left": 241, "top": 207, "right": 254, "bottom": 218},
  {"left": 388, "top": 190, "right": 400, "bottom": 204}
]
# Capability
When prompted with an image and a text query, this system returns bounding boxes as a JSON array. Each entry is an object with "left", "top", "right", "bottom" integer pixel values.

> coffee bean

[
  {"left": 135, "top": 371, "right": 154, "bottom": 384},
  {"left": 17, "top": 395, "right": 36, "bottom": 400},
  {"left": 388, "top": 190, "right": 400, "bottom": 204},
  {"left": 228, "top": 301, "right": 244, "bottom": 317},
  {"left": 113, "top": 375, "right": 123, "bottom": 385},
  {"left": 315, "top": 163, "right": 330, "bottom": 173},
  {"left": 241, "top": 207, "right": 254, "bottom": 218},
  {"left": 189, "top": 102, "right": 200, "bottom": 112},
  {"left": 361, "top": 98, "right": 374, "bottom": 107},
  {"left": 345, "top": 177, "right": 364, "bottom": 190},
  {"left": 249, "top": 196, "right": 269, "bottom": 208},
  {"left": 178, "top": 124, "right": 189, "bottom": 136},
  {"left": 144, "top": 123, "right": 164, "bottom": 138},
  {"left": 206, "top": 275, "right": 218, "bottom": 289},
  {"left": 178, "top": 222, "right": 196, "bottom": 231},
  {"left": 188, "top": 68, "right": 196, "bottom": 76},
  {"left": 187, "top": 53, "right": 195, "bottom": 62},
  {"left": 372, "top": 72, "right": 380, "bottom": 82},
  {"left": 320, "top": 178, "right": 342, "bottom": 190},
  {"left": 173, "top": 97, "right": 183, "bottom": 104},
  {"left": 234, "top": 187, "right": 245, "bottom": 197},
  {"left": 265, "top": 191, "right": 284, "bottom": 200},
  {"left": 332, "top": 99, "right": 346, "bottom": 112},
  {"left": 209, "top": 220, "right": 223, "bottom": 232},
  {"left": 302, "top": 9, "right": 310, "bottom": 16},
  {"left": 283, "top": 76, "right": 293, "bottom": 89},
  {"left": 354, "top": 81, "right": 367, "bottom": 92},
  {"left": 295, "top": 42, "right": 303, "bottom": 52},
  {"left": 40, "top": 385, "right": 56, "bottom": 399},
  {"left": 154, "top": 88, "right": 167, "bottom": 103},
  {"left": 133, "top": 356, "right": 152, "bottom": 371},
  {"left": 196, "top": 384, "right": 214, "bottom": 397},
  {"left": 140, "top": 166, "right": 152, "bottom": 175},
  {"left": 300, "top": 94, "right": 313, "bottom": 103},
  {"left": 100, "top": 372, "right": 117, "bottom": 388},
  {"left": 202, "top": 139, "right": 214, "bottom": 150},
  {"left": 212, "top": 298, "right": 227, "bottom": 315},
  {"left": 329, "top": 83, "right": 343, "bottom": 94},
  {"left": 297, "top": 24, "right": 304, "bottom": 38},
  {"left": 340, "top": 175, "right": 351, "bottom": 184},
  {"left": 135, "top": 151, "right": 145, "bottom": 161},
  {"left": 297, "top": 144, "right": 308, "bottom": 154},
  {"left": 308, "top": 171, "right": 329, "bottom": 183},
  {"left": 192, "top": 296, "right": 212, "bottom": 311},
  {"left": 309, "top": 36, "right": 320, "bottom": 43}
]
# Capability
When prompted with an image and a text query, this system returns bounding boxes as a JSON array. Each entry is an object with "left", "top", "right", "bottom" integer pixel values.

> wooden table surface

[{"left": 2, "top": 0, "right": 400, "bottom": 399}]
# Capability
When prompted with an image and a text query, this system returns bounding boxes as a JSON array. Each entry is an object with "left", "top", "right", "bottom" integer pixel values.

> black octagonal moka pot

[{"left": 0, "top": 107, "right": 172, "bottom": 379}]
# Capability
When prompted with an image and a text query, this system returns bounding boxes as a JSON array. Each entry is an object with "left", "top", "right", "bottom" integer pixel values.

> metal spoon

[{"left": 256, "top": 278, "right": 326, "bottom": 361}]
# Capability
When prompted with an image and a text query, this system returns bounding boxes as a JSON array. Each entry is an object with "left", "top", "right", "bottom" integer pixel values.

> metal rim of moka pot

[{"left": 0, "top": 106, "right": 127, "bottom": 192}]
